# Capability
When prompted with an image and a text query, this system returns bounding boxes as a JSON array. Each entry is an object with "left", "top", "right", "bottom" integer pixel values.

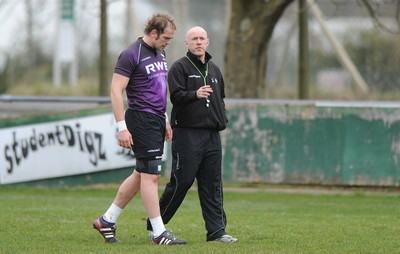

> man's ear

[{"left": 150, "top": 29, "right": 159, "bottom": 39}]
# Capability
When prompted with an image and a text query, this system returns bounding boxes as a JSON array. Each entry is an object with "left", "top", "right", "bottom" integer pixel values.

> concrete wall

[
  {"left": 2, "top": 98, "right": 400, "bottom": 187},
  {"left": 222, "top": 100, "right": 400, "bottom": 186}
]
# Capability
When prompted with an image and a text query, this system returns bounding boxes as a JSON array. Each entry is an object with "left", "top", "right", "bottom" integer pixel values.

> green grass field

[{"left": 1, "top": 182, "right": 400, "bottom": 254}]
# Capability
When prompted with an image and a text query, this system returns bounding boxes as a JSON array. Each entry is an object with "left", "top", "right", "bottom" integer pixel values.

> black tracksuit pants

[{"left": 147, "top": 127, "right": 227, "bottom": 241}]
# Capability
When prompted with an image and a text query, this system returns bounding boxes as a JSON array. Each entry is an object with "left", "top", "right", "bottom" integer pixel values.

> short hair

[{"left": 144, "top": 12, "right": 176, "bottom": 36}]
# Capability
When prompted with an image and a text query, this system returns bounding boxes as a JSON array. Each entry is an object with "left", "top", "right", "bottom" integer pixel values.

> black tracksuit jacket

[{"left": 168, "top": 51, "right": 228, "bottom": 131}]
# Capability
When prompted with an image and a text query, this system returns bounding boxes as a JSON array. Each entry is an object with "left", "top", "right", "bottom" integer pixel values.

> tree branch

[{"left": 360, "top": 0, "right": 399, "bottom": 34}]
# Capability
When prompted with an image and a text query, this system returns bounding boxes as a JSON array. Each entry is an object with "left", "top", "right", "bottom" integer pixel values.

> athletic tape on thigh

[{"left": 136, "top": 157, "right": 162, "bottom": 174}]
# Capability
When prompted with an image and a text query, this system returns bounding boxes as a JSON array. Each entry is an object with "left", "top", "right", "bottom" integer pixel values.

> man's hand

[
  {"left": 165, "top": 121, "right": 173, "bottom": 142},
  {"left": 118, "top": 130, "right": 133, "bottom": 149},
  {"left": 196, "top": 85, "right": 213, "bottom": 99}
]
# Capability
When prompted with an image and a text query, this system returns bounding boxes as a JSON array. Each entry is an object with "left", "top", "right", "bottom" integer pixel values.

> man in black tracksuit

[{"left": 146, "top": 26, "right": 237, "bottom": 243}]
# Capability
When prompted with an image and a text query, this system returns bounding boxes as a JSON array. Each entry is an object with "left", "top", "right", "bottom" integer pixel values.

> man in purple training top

[{"left": 92, "top": 12, "right": 186, "bottom": 245}]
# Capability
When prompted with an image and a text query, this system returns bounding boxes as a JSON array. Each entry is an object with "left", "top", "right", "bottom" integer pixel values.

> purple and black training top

[{"left": 114, "top": 38, "right": 168, "bottom": 117}]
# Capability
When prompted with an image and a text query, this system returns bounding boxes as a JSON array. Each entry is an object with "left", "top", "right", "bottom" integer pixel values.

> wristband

[
  {"left": 165, "top": 112, "right": 169, "bottom": 123},
  {"left": 117, "top": 120, "right": 127, "bottom": 132}
]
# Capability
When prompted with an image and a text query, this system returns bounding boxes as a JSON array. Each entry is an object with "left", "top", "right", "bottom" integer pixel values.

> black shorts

[{"left": 125, "top": 110, "right": 165, "bottom": 173}]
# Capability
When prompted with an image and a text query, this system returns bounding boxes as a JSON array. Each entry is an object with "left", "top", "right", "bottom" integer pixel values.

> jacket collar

[{"left": 186, "top": 50, "right": 212, "bottom": 65}]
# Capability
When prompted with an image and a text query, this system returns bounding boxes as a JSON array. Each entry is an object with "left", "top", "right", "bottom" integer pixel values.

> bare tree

[
  {"left": 25, "top": 0, "right": 36, "bottom": 67},
  {"left": 99, "top": 0, "right": 108, "bottom": 96},
  {"left": 225, "top": 0, "right": 294, "bottom": 98},
  {"left": 360, "top": 0, "right": 400, "bottom": 33},
  {"left": 224, "top": 0, "right": 400, "bottom": 99}
]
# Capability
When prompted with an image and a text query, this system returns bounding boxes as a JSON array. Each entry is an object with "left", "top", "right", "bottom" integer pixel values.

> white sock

[
  {"left": 150, "top": 216, "right": 166, "bottom": 238},
  {"left": 103, "top": 203, "right": 122, "bottom": 224}
]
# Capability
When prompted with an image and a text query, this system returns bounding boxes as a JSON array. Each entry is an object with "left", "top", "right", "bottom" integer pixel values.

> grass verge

[{"left": 1, "top": 183, "right": 400, "bottom": 253}]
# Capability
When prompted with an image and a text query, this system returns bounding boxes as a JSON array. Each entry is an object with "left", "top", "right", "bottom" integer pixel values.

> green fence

[
  {"left": 222, "top": 100, "right": 400, "bottom": 187},
  {"left": 2, "top": 98, "right": 400, "bottom": 187}
]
